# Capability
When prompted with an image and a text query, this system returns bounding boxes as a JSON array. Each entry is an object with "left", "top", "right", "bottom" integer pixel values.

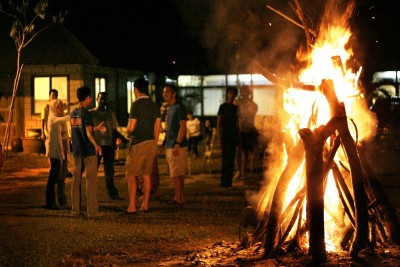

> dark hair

[
  {"left": 49, "top": 89, "right": 58, "bottom": 97},
  {"left": 226, "top": 86, "right": 238, "bottom": 97},
  {"left": 97, "top": 91, "right": 108, "bottom": 98},
  {"left": 77, "top": 86, "right": 92, "bottom": 102},
  {"left": 164, "top": 83, "right": 178, "bottom": 95},
  {"left": 134, "top": 77, "right": 149, "bottom": 95}
]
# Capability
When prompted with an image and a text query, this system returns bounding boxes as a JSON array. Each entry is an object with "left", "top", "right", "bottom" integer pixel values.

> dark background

[{"left": 49, "top": 0, "right": 399, "bottom": 81}]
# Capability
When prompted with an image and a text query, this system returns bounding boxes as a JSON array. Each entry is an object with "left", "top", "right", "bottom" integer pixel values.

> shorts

[
  {"left": 125, "top": 140, "right": 157, "bottom": 176},
  {"left": 240, "top": 132, "right": 257, "bottom": 152},
  {"left": 166, "top": 147, "right": 187, "bottom": 177}
]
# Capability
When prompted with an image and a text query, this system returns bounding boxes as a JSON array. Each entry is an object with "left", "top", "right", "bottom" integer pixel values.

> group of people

[
  {"left": 43, "top": 78, "right": 188, "bottom": 216},
  {"left": 43, "top": 79, "right": 258, "bottom": 216},
  {"left": 217, "top": 86, "right": 258, "bottom": 189}
]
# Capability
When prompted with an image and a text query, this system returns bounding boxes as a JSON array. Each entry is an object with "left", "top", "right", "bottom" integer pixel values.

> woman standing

[{"left": 45, "top": 99, "right": 70, "bottom": 209}]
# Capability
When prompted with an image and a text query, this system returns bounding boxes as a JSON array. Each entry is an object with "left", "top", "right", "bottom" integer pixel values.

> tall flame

[{"left": 262, "top": 0, "right": 377, "bottom": 251}]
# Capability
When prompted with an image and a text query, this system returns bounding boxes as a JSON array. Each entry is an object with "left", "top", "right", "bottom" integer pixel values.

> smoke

[{"left": 200, "top": 1, "right": 304, "bottom": 75}]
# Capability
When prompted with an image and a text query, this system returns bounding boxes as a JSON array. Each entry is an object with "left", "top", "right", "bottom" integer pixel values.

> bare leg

[
  {"left": 179, "top": 175, "right": 185, "bottom": 203},
  {"left": 126, "top": 175, "right": 137, "bottom": 212},
  {"left": 234, "top": 147, "right": 243, "bottom": 178},
  {"left": 140, "top": 175, "right": 151, "bottom": 211},
  {"left": 173, "top": 176, "right": 185, "bottom": 204}
]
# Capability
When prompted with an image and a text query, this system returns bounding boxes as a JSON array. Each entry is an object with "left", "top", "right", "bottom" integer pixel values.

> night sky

[{"left": 51, "top": 0, "right": 400, "bottom": 78}]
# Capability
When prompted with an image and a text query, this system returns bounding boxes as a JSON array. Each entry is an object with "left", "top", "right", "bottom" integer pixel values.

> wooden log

[
  {"left": 299, "top": 127, "right": 327, "bottom": 263},
  {"left": 263, "top": 141, "right": 305, "bottom": 257},
  {"left": 357, "top": 142, "right": 400, "bottom": 244},
  {"left": 320, "top": 80, "right": 368, "bottom": 258}
]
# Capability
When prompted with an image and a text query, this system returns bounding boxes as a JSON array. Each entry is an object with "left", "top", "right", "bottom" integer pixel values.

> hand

[
  {"left": 97, "top": 121, "right": 106, "bottom": 133},
  {"left": 172, "top": 144, "right": 180, "bottom": 157},
  {"left": 95, "top": 145, "right": 102, "bottom": 156},
  {"left": 116, "top": 138, "right": 122, "bottom": 146}
]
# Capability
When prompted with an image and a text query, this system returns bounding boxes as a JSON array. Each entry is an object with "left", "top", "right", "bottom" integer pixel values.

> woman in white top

[
  {"left": 45, "top": 99, "right": 70, "bottom": 209},
  {"left": 186, "top": 112, "right": 202, "bottom": 158}
]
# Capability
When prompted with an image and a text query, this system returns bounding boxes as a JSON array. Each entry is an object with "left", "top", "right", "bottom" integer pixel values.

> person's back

[
  {"left": 71, "top": 107, "right": 96, "bottom": 157},
  {"left": 70, "top": 86, "right": 102, "bottom": 217}
]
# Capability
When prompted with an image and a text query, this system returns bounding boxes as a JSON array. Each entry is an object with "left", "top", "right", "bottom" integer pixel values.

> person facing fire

[
  {"left": 235, "top": 86, "right": 258, "bottom": 179},
  {"left": 217, "top": 86, "right": 239, "bottom": 188}
]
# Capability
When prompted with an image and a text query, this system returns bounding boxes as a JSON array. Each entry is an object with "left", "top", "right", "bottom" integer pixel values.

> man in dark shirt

[
  {"left": 217, "top": 87, "right": 239, "bottom": 188},
  {"left": 125, "top": 78, "right": 161, "bottom": 213},
  {"left": 91, "top": 92, "right": 125, "bottom": 200}
]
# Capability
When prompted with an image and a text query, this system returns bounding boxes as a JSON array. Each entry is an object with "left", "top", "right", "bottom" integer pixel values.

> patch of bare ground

[{"left": 1, "top": 145, "right": 400, "bottom": 266}]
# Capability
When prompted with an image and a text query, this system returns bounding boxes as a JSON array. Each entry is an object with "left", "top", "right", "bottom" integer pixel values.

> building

[{"left": 0, "top": 23, "right": 144, "bottom": 149}]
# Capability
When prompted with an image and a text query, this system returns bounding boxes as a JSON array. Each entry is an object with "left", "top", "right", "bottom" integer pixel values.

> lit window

[
  {"left": 33, "top": 76, "right": 68, "bottom": 114},
  {"left": 178, "top": 75, "right": 202, "bottom": 87},
  {"left": 95, "top": 77, "right": 106, "bottom": 97},
  {"left": 203, "top": 75, "right": 226, "bottom": 86},
  {"left": 253, "top": 87, "right": 276, "bottom": 116},
  {"left": 203, "top": 88, "right": 225, "bottom": 116},
  {"left": 127, "top": 81, "right": 136, "bottom": 113},
  {"left": 180, "top": 88, "right": 202, "bottom": 116}
]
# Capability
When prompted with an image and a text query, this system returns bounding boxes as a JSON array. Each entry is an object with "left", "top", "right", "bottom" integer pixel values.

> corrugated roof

[{"left": 0, "top": 23, "right": 99, "bottom": 78}]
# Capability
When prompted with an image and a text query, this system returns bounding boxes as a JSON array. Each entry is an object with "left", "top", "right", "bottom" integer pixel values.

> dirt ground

[{"left": 1, "top": 139, "right": 400, "bottom": 266}]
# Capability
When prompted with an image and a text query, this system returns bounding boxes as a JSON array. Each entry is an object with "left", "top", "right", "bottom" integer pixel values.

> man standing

[
  {"left": 235, "top": 86, "right": 258, "bottom": 179},
  {"left": 41, "top": 89, "right": 58, "bottom": 141},
  {"left": 70, "top": 86, "right": 103, "bottom": 217},
  {"left": 125, "top": 78, "right": 161, "bottom": 213},
  {"left": 163, "top": 84, "right": 187, "bottom": 205},
  {"left": 90, "top": 92, "right": 124, "bottom": 200},
  {"left": 217, "top": 87, "right": 239, "bottom": 188}
]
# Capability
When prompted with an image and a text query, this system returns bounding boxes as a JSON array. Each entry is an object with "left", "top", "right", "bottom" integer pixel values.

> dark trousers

[
  {"left": 188, "top": 136, "right": 200, "bottom": 157},
  {"left": 221, "top": 141, "right": 236, "bottom": 187},
  {"left": 46, "top": 158, "right": 67, "bottom": 207},
  {"left": 97, "top": 145, "right": 119, "bottom": 199}
]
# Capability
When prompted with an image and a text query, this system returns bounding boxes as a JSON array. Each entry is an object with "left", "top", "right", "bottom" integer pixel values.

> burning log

[
  {"left": 357, "top": 143, "right": 400, "bottom": 244},
  {"left": 260, "top": 141, "right": 305, "bottom": 257},
  {"left": 320, "top": 79, "right": 368, "bottom": 258},
  {"left": 298, "top": 127, "right": 327, "bottom": 263}
]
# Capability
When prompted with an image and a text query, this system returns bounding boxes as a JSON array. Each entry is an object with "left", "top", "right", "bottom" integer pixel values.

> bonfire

[{"left": 246, "top": 0, "right": 400, "bottom": 264}]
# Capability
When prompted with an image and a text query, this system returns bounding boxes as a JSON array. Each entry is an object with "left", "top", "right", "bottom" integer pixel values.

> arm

[
  {"left": 173, "top": 120, "right": 186, "bottom": 156},
  {"left": 86, "top": 125, "right": 102, "bottom": 155},
  {"left": 217, "top": 115, "right": 222, "bottom": 147},
  {"left": 126, "top": 118, "right": 137, "bottom": 135},
  {"left": 154, "top": 117, "right": 161, "bottom": 144}
]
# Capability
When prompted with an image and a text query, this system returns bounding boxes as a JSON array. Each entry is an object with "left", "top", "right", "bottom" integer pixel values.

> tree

[{"left": 0, "top": 0, "right": 66, "bottom": 156}]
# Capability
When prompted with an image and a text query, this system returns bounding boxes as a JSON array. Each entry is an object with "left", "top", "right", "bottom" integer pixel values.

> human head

[
  {"left": 49, "top": 99, "right": 64, "bottom": 117},
  {"left": 163, "top": 84, "right": 178, "bottom": 105},
  {"left": 187, "top": 111, "right": 194, "bottom": 120},
  {"left": 76, "top": 86, "right": 92, "bottom": 103},
  {"left": 239, "top": 86, "right": 251, "bottom": 98},
  {"left": 97, "top": 92, "right": 108, "bottom": 109},
  {"left": 134, "top": 77, "right": 149, "bottom": 95},
  {"left": 226, "top": 86, "right": 238, "bottom": 101},
  {"left": 49, "top": 89, "right": 58, "bottom": 100}
]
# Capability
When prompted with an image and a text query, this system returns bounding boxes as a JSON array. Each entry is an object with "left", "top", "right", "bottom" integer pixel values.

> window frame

[{"left": 32, "top": 75, "right": 69, "bottom": 115}]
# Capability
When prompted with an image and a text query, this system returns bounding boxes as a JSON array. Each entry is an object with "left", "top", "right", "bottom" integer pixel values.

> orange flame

[{"left": 272, "top": 0, "right": 377, "bottom": 251}]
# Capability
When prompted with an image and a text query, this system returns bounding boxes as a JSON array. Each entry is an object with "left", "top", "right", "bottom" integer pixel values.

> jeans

[
  {"left": 221, "top": 141, "right": 236, "bottom": 187},
  {"left": 46, "top": 158, "right": 67, "bottom": 207},
  {"left": 97, "top": 145, "right": 119, "bottom": 199},
  {"left": 72, "top": 155, "right": 98, "bottom": 216}
]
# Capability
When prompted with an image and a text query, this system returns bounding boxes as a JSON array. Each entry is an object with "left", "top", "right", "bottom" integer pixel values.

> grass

[{"left": 0, "top": 152, "right": 265, "bottom": 266}]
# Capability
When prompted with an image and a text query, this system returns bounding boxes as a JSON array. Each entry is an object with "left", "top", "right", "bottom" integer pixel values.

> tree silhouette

[{"left": 0, "top": 0, "right": 67, "bottom": 156}]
